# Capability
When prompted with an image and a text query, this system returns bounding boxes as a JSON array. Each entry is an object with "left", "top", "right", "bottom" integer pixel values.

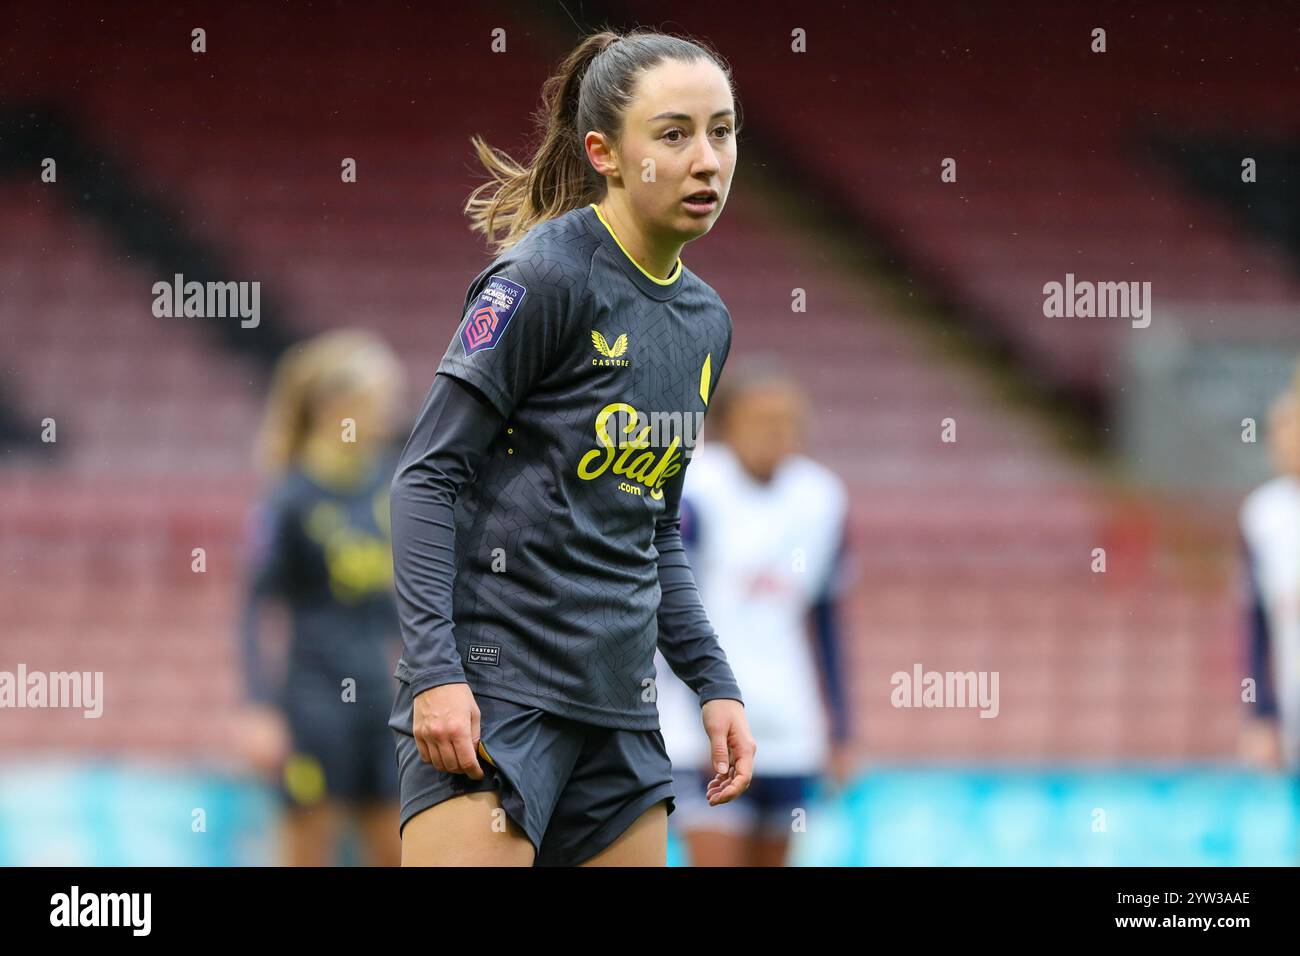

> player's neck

[
  {"left": 729, "top": 452, "right": 774, "bottom": 485},
  {"left": 595, "top": 198, "right": 681, "bottom": 281}
]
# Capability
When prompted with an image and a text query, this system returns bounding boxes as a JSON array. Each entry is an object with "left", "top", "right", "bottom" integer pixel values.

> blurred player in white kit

[
  {"left": 1239, "top": 382, "right": 1300, "bottom": 774},
  {"left": 654, "top": 355, "right": 859, "bottom": 866}
]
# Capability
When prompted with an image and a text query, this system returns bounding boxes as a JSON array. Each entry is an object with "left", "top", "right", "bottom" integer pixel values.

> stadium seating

[{"left": 0, "top": 0, "right": 1265, "bottom": 765}]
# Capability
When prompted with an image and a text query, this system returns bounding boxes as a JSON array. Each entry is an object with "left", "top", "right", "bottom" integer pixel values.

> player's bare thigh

[
  {"left": 684, "top": 827, "right": 748, "bottom": 867},
  {"left": 356, "top": 800, "right": 402, "bottom": 867},
  {"left": 401, "top": 790, "right": 535, "bottom": 866},
  {"left": 282, "top": 801, "right": 346, "bottom": 867},
  {"left": 579, "top": 800, "right": 669, "bottom": 867},
  {"left": 683, "top": 830, "right": 790, "bottom": 866}
]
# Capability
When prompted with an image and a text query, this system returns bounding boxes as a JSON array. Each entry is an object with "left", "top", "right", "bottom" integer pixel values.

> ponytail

[{"left": 464, "top": 27, "right": 738, "bottom": 255}]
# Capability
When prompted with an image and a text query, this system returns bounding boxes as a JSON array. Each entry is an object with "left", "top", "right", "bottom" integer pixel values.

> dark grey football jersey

[{"left": 393, "top": 202, "right": 740, "bottom": 730}]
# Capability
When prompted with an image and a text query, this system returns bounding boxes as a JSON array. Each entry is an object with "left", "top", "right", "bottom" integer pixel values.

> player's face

[
  {"left": 721, "top": 383, "right": 806, "bottom": 483},
  {"left": 319, "top": 363, "right": 403, "bottom": 450},
  {"left": 620, "top": 58, "right": 736, "bottom": 241}
]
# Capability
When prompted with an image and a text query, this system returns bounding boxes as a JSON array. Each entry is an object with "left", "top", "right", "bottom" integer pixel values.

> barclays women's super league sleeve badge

[{"left": 462, "top": 275, "right": 528, "bottom": 355}]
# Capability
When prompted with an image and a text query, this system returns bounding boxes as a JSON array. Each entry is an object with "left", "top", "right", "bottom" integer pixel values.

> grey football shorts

[{"left": 388, "top": 679, "right": 676, "bottom": 866}]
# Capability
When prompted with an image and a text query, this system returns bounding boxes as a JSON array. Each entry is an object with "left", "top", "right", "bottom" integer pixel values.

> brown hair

[
  {"left": 464, "top": 26, "right": 741, "bottom": 255},
  {"left": 254, "top": 329, "right": 405, "bottom": 477}
]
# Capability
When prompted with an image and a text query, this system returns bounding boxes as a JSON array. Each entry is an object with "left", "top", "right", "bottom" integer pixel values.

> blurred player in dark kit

[{"left": 237, "top": 330, "right": 407, "bottom": 866}]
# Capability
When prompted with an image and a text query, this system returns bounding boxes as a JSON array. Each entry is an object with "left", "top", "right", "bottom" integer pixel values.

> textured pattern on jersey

[{"left": 399, "top": 204, "right": 734, "bottom": 730}]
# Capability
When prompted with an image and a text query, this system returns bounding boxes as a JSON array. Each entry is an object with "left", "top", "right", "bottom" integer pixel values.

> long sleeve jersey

[{"left": 390, "top": 202, "right": 743, "bottom": 730}]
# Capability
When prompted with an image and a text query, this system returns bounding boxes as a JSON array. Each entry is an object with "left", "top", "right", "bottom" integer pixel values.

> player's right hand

[
  {"left": 234, "top": 704, "right": 290, "bottom": 776},
  {"left": 412, "top": 682, "right": 485, "bottom": 779}
]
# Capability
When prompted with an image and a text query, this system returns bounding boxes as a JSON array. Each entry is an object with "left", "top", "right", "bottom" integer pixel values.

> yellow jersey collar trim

[{"left": 589, "top": 203, "right": 682, "bottom": 285}]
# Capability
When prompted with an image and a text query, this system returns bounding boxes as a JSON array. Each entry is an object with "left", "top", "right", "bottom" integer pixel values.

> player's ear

[{"left": 585, "top": 130, "right": 619, "bottom": 178}]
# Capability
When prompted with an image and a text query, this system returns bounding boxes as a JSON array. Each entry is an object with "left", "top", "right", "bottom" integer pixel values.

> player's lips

[{"left": 682, "top": 189, "right": 718, "bottom": 214}]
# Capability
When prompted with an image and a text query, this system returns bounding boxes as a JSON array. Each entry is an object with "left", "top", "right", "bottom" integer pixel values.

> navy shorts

[
  {"left": 279, "top": 677, "right": 400, "bottom": 807},
  {"left": 388, "top": 680, "right": 676, "bottom": 866}
]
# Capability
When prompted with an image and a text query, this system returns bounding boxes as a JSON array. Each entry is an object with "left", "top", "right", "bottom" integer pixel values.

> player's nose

[{"left": 689, "top": 137, "right": 722, "bottom": 175}]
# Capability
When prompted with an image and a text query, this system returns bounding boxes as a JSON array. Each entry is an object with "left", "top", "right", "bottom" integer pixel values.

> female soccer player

[
  {"left": 388, "top": 28, "right": 756, "bottom": 866},
  {"left": 1238, "top": 386, "right": 1300, "bottom": 773},
  {"left": 653, "top": 357, "right": 857, "bottom": 867},
  {"left": 238, "top": 329, "right": 407, "bottom": 866}
]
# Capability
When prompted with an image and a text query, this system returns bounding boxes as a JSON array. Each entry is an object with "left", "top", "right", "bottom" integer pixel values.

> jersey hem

[{"left": 470, "top": 685, "right": 663, "bottom": 732}]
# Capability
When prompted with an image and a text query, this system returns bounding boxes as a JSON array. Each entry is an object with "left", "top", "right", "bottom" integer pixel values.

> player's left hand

[{"left": 699, "top": 698, "right": 755, "bottom": 806}]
